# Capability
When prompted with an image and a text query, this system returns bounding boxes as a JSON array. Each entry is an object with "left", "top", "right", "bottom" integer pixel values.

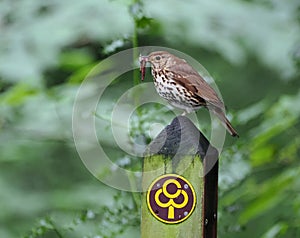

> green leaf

[
  {"left": 59, "top": 50, "right": 94, "bottom": 70},
  {"left": 0, "top": 83, "right": 38, "bottom": 105},
  {"left": 261, "top": 222, "right": 288, "bottom": 238},
  {"left": 250, "top": 145, "right": 275, "bottom": 167},
  {"left": 136, "top": 16, "right": 153, "bottom": 29},
  {"left": 238, "top": 168, "right": 297, "bottom": 224},
  {"left": 67, "top": 63, "right": 98, "bottom": 84}
]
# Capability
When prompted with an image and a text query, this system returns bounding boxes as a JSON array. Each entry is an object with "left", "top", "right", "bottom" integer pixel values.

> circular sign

[{"left": 146, "top": 174, "right": 196, "bottom": 224}]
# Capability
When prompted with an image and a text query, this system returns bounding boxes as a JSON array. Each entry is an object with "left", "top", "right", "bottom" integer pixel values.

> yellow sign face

[{"left": 146, "top": 174, "right": 196, "bottom": 224}]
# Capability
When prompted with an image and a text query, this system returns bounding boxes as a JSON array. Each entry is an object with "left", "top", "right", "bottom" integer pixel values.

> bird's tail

[{"left": 213, "top": 109, "right": 239, "bottom": 137}]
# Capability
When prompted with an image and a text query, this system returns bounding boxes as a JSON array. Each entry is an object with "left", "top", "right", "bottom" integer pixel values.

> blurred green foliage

[{"left": 0, "top": 0, "right": 299, "bottom": 237}]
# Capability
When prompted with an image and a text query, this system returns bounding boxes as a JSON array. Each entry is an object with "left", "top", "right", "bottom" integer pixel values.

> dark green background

[{"left": 0, "top": 0, "right": 299, "bottom": 237}]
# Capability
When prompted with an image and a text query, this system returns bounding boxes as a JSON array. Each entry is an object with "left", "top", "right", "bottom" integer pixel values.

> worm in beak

[{"left": 139, "top": 54, "right": 148, "bottom": 81}]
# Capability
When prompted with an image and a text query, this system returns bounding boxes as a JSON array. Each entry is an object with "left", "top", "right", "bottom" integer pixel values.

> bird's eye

[{"left": 155, "top": 56, "right": 161, "bottom": 60}]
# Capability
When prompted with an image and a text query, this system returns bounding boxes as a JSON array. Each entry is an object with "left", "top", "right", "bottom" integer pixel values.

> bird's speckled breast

[{"left": 151, "top": 69, "right": 201, "bottom": 111}]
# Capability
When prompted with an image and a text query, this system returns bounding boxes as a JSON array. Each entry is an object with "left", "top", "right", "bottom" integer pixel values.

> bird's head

[
  {"left": 147, "top": 51, "right": 171, "bottom": 68},
  {"left": 139, "top": 51, "right": 175, "bottom": 80},
  {"left": 139, "top": 51, "right": 172, "bottom": 70}
]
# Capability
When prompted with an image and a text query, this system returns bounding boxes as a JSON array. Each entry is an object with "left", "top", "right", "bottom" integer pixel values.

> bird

[{"left": 139, "top": 51, "right": 239, "bottom": 137}]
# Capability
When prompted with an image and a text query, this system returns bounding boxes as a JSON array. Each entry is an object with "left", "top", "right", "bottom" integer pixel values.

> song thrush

[{"left": 139, "top": 51, "right": 239, "bottom": 137}]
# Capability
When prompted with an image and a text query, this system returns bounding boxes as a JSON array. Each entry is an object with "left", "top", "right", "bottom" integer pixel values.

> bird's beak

[
  {"left": 139, "top": 55, "right": 149, "bottom": 65},
  {"left": 139, "top": 55, "right": 148, "bottom": 81}
]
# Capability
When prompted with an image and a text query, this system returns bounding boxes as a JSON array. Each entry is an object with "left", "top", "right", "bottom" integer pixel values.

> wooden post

[{"left": 141, "top": 116, "right": 219, "bottom": 238}]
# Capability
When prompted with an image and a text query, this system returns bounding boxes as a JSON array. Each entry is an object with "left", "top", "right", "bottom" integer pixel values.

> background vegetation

[{"left": 0, "top": 0, "right": 299, "bottom": 237}]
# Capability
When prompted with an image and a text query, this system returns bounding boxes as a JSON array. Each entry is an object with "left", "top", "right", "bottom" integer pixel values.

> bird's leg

[
  {"left": 181, "top": 108, "right": 193, "bottom": 116},
  {"left": 181, "top": 111, "right": 187, "bottom": 116}
]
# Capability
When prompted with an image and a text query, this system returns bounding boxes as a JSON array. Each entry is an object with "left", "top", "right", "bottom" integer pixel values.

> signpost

[{"left": 141, "top": 116, "right": 219, "bottom": 238}]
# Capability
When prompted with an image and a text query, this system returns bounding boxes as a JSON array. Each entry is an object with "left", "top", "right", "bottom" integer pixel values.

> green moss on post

[
  {"left": 142, "top": 155, "right": 203, "bottom": 237},
  {"left": 141, "top": 116, "right": 219, "bottom": 238}
]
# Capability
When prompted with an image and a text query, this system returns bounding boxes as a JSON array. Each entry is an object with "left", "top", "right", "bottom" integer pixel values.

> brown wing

[{"left": 168, "top": 58, "right": 225, "bottom": 110}]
